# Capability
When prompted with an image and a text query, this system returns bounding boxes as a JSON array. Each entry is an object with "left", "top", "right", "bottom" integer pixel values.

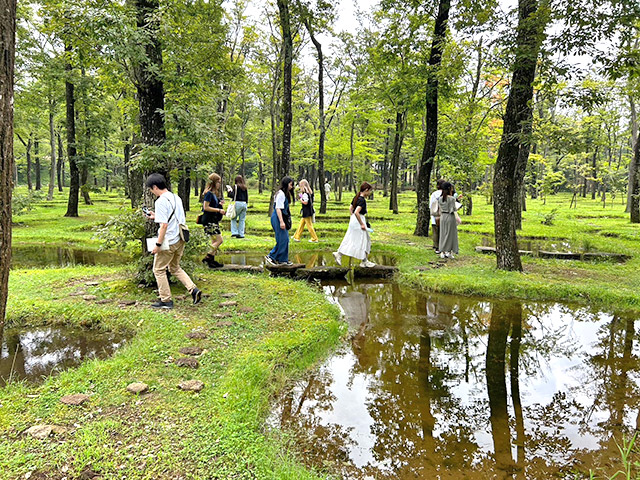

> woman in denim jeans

[{"left": 226, "top": 175, "right": 249, "bottom": 238}]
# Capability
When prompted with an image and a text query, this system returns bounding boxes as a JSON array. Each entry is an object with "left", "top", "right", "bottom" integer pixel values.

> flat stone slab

[
  {"left": 221, "top": 293, "right": 238, "bottom": 298},
  {"left": 179, "top": 346, "right": 203, "bottom": 356},
  {"left": 25, "top": 425, "right": 53, "bottom": 439},
  {"left": 219, "top": 265, "right": 264, "bottom": 273},
  {"left": 186, "top": 331, "right": 208, "bottom": 340},
  {"left": 295, "top": 266, "right": 350, "bottom": 280},
  {"left": 476, "top": 246, "right": 629, "bottom": 262},
  {"left": 178, "top": 380, "right": 204, "bottom": 392},
  {"left": 95, "top": 299, "right": 114, "bottom": 304},
  {"left": 238, "top": 306, "right": 254, "bottom": 313},
  {"left": 475, "top": 246, "right": 532, "bottom": 256},
  {"left": 215, "top": 321, "right": 234, "bottom": 328},
  {"left": 175, "top": 357, "right": 199, "bottom": 368},
  {"left": 212, "top": 313, "right": 232, "bottom": 319},
  {"left": 353, "top": 265, "right": 398, "bottom": 279},
  {"left": 538, "top": 250, "right": 582, "bottom": 260},
  {"left": 118, "top": 300, "right": 137, "bottom": 306},
  {"left": 265, "top": 263, "right": 306, "bottom": 276},
  {"left": 85, "top": 281, "right": 100, "bottom": 286},
  {"left": 60, "top": 394, "right": 90, "bottom": 406},
  {"left": 82, "top": 295, "right": 98, "bottom": 301},
  {"left": 126, "top": 382, "right": 149, "bottom": 394},
  {"left": 582, "top": 252, "right": 630, "bottom": 262},
  {"left": 69, "top": 290, "right": 87, "bottom": 296},
  {"left": 219, "top": 301, "right": 238, "bottom": 308}
]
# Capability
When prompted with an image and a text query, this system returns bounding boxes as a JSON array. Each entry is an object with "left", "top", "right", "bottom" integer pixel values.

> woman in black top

[
  {"left": 226, "top": 175, "right": 249, "bottom": 238},
  {"left": 202, "top": 173, "right": 225, "bottom": 268},
  {"left": 333, "top": 182, "right": 375, "bottom": 267}
]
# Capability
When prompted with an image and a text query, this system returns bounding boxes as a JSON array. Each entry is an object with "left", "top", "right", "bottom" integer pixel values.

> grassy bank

[{"left": 1, "top": 266, "right": 343, "bottom": 479}]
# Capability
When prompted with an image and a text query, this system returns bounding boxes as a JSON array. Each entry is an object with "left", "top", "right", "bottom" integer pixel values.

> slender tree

[
  {"left": 277, "top": 0, "right": 293, "bottom": 179},
  {"left": 64, "top": 41, "right": 79, "bottom": 217},
  {"left": 0, "top": 0, "right": 16, "bottom": 335},
  {"left": 414, "top": 0, "right": 450, "bottom": 236}
]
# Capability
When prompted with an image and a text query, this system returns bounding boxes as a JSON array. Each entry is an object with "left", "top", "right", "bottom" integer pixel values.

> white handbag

[{"left": 225, "top": 186, "right": 237, "bottom": 219}]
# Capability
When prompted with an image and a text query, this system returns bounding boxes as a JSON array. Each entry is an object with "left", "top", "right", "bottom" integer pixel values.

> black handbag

[{"left": 284, "top": 214, "right": 292, "bottom": 230}]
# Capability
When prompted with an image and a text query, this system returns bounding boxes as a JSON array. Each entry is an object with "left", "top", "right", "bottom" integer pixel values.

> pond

[
  {"left": 1, "top": 326, "right": 130, "bottom": 386},
  {"left": 269, "top": 280, "right": 639, "bottom": 479},
  {"left": 11, "top": 245, "right": 131, "bottom": 269}
]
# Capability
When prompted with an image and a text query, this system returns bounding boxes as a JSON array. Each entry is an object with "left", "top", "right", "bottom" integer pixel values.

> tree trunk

[
  {"left": 34, "top": 139, "right": 41, "bottom": 190},
  {"left": 493, "top": 0, "right": 546, "bottom": 271},
  {"left": 382, "top": 123, "right": 391, "bottom": 197},
  {"left": 47, "top": 106, "right": 56, "bottom": 200},
  {"left": 389, "top": 110, "right": 406, "bottom": 214},
  {"left": 626, "top": 96, "right": 638, "bottom": 212},
  {"left": 350, "top": 118, "right": 356, "bottom": 191},
  {"left": 277, "top": 0, "right": 292, "bottom": 179},
  {"left": 0, "top": 0, "right": 16, "bottom": 334},
  {"left": 81, "top": 164, "right": 92, "bottom": 205},
  {"left": 64, "top": 42, "right": 79, "bottom": 217},
  {"left": 178, "top": 165, "right": 191, "bottom": 211},
  {"left": 414, "top": 0, "right": 450, "bottom": 236},
  {"left": 56, "top": 131, "right": 63, "bottom": 191},
  {"left": 629, "top": 130, "right": 640, "bottom": 223},
  {"left": 591, "top": 148, "right": 598, "bottom": 200}
]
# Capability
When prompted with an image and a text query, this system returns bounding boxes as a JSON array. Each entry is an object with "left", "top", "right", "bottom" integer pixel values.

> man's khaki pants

[{"left": 153, "top": 240, "right": 195, "bottom": 302}]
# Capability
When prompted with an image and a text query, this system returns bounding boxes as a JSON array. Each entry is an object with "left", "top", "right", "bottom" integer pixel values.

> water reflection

[
  {"left": 1, "top": 327, "right": 129, "bottom": 385},
  {"left": 11, "top": 246, "right": 130, "bottom": 269},
  {"left": 270, "top": 282, "right": 640, "bottom": 478}
]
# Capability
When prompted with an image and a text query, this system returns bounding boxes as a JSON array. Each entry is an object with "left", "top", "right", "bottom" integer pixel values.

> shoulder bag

[{"left": 225, "top": 186, "right": 237, "bottom": 220}]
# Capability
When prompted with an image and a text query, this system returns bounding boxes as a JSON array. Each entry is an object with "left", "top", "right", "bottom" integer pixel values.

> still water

[
  {"left": 0, "top": 326, "right": 129, "bottom": 385},
  {"left": 269, "top": 280, "right": 640, "bottom": 479},
  {"left": 11, "top": 245, "right": 131, "bottom": 269}
]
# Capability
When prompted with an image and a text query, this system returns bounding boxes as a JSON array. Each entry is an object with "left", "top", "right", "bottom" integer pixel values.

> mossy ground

[{"left": 4, "top": 186, "right": 640, "bottom": 478}]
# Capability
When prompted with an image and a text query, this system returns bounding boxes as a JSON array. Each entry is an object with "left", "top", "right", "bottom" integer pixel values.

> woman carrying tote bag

[{"left": 226, "top": 175, "right": 249, "bottom": 238}]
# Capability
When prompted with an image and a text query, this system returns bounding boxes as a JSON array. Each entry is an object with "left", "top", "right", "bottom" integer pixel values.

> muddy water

[
  {"left": 11, "top": 245, "right": 130, "bottom": 269},
  {"left": 269, "top": 280, "right": 640, "bottom": 479},
  {"left": 0, "top": 327, "right": 129, "bottom": 385}
]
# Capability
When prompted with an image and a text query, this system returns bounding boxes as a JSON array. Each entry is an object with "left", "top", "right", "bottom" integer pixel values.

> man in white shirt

[
  {"left": 429, "top": 179, "right": 445, "bottom": 253},
  {"left": 145, "top": 173, "right": 201, "bottom": 309}
]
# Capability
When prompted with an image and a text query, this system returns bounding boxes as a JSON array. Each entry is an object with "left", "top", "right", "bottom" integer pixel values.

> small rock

[
  {"left": 175, "top": 295, "right": 186, "bottom": 301},
  {"left": 221, "top": 293, "right": 237, "bottom": 298},
  {"left": 119, "top": 300, "right": 136, "bottom": 306},
  {"left": 185, "top": 331, "right": 207, "bottom": 340},
  {"left": 82, "top": 295, "right": 98, "bottom": 301},
  {"left": 95, "top": 299, "right": 114, "bottom": 304},
  {"left": 178, "top": 380, "right": 204, "bottom": 392},
  {"left": 126, "top": 382, "right": 149, "bottom": 394},
  {"left": 50, "top": 425, "right": 70, "bottom": 435},
  {"left": 80, "top": 467, "right": 101, "bottom": 479},
  {"left": 60, "top": 394, "right": 90, "bottom": 406},
  {"left": 25, "top": 425, "right": 52, "bottom": 439},
  {"left": 174, "top": 357, "right": 199, "bottom": 368},
  {"left": 215, "top": 321, "right": 233, "bottom": 328},
  {"left": 85, "top": 281, "right": 99, "bottom": 286},
  {"left": 212, "top": 313, "right": 232, "bottom": 319},
  {"left": 219, "top": 301, "right": 238, "bottom": 308},
  {"left": 179, "top": 347, "right": 203, "bottom": 356},
  {"left": 238, "top": 306, "right": 254, "bottom": 313},
  {"left": 69, "top": 289, "right": 87, "bottom": 296}
]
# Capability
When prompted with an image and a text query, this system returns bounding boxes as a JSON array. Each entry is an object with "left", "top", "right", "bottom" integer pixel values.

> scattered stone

[
  {"left": 82, "top": 295, "right": 98, "bottom": 301},
  {"left": 179, "top": 347, "right": 203, "bottom": 356},
  {"left": 60, "top": 394, "right": 90, "bottom": 406},
  {"left": 175, "top": 295, "right": 186, "bottom": 301},
  {"left": 50, "top": 425, "right": 70, "bottom": 435},
  {"left": 212, "top": 313, "right": 232, "bottom": 319},
  {"left": 178, "top": 380, "right": 204, "bottom": 392},
  {"left": 85, "top": 281, "right": 99, "bottom": 286},
  {"left": 79, "top": 467, "right": 101, "bottom": 479},
  {"left": 238, "top": 306, "right": 254, "bottom": 313},
  {"left": 118, "top": 300, "right": 137, "bottom": 306},
  {"left": 219, "top": 301, "right": 238, "bottom": 308},
  {"left": 126, "top": 382, "right": 149, "bottom": 394},
  {"left": 186, "top": 331, "right": 208, "bottom": 340},
  {"left": 69, "top": 289, "right": 87, "bottom": 297},
  {"left": 95, "top": 299, "right": 114, "bottom": 304},
  {"left": 174, "top": 357, "right": 199, "bottom": 368},
  {"left": 221, "top": 293, "right": 237, "bottom": 298},
  {"left": 215, "top": 321, "right": 234, "bottom": 328},
  {"left": 25, "top": 425, "right": 52, "bottom": 439}
]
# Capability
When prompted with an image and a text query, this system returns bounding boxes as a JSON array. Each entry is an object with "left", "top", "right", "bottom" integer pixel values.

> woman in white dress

[{"left": 333, "top": 182, "right": 375, "bottom": 267}]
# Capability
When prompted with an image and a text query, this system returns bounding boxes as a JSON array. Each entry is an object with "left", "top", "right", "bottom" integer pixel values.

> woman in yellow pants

[{"left": 293, "top": 179, "right": 319, "bottom": 243}]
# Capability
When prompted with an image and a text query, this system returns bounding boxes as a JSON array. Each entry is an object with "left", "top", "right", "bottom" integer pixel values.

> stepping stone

[
  {"left": 215, "top": 321, "right": 233, "bottom": 328},
  {"left": 69, "top": 290, "right": 87, "bottom": 297},
  {"left": 238, "top": 306, "right": 254, "bottom": 313},
  {"left": 219, "top": 265, "right": 263, "bottom": 273},
  {"left": 175, "top": 357, "right": 199, "bottom": 368},
  {"left": 95, "top": 299, "right": 113, "bottom": 304},
  {"left": 126, "top": 382, "right": 149, "bottom": 394},
  {"left": 175, "top": 295, "right": 186, "bottom": 301},
  {"left": 212, "top": 313, "right": 232, "bottom": 319},
  {"left": 221, "top": 293, "right": 237, "bottom": 298},
  {"left": 85, "top": 281, "right": 99, "bottom": 286},
  {"left": 178, "top": 380, "right": 204, "bottom": 392},
  {"left": 25, "top": 425, "right": 53, "bottom": 439},
  {"left": 60, "top": 394, "right": 90, "bottom": 406},
  {"left": 82, "top": 295, "right": 98, "bottom": 301},
  {"left": 353, "top": 265, "right": 398, "bottom": 279},
  {"left": 186, "top": 331, "right": 208, "bottom": 340},
  {"left": 295, "top": 266, "right": 349, "bottom": 280},
  {"left": 118, "top": 300, "right": 136, "bottom": 306},
  {"left": 219, "top": 301, "right": 238, "bottom": 308},
  {"left": 179, "top": 347, "right": 203, "bottom": 356}
]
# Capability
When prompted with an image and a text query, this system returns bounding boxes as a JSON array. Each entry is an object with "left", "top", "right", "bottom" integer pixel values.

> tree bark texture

[
  {"left": 414, "top": 0, "right": 450, "bottom": 236},
  {"left": 277, "top": 0, "right": 292, "bottom": 179},
  {"left": 389, "top": 110, "right": 406, "bottom": 214},
  {"left": 64, "top": 43, "right": 79, "bottom": 217},
  {"left": 56, "top": 131, "right": 63, "bottom": 191},
  {"left": 626, "top": 96, "right": 637, "bottom": 212},
  {"left": 493, "top": 0, "right": 546, "bottom": 271},
  {"left": 630, "top": 129, "right": 640, "bottom": 223},
  {"left": 0, "top": 0, "right": 16, "bottom": 334},
  {"left": 34, "top": 139, "right": 41, "bottom": 190},
  {"left": 47, "top": 107, "right": 56, "bottom": 200}
]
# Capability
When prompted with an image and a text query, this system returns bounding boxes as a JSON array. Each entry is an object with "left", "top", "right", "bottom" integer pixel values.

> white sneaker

[
  {"left": 440, "top": 252, "right": 445, "bottom": 259},
  {"left": 264, "top": 255, "right": 276, "bottom": 266},
  {"left": 309, "top": 239, "right": 319, "bottom": 243},
  {"left": 449, "top": 253, "right": 455, "bottom": 259},
  {"left": 360, "top": 260, "right": 376, "bottom": 268},
  {"left": 292, "top": 237, "right": 301, "bottom": 242},
  {"left": 333, "top": 251, "right": 342, "bottom": 265}
]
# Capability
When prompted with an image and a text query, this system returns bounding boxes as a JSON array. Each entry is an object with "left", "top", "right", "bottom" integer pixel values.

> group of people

[{"left": 142, "top": 171, "right": 456, "bottom": 309}]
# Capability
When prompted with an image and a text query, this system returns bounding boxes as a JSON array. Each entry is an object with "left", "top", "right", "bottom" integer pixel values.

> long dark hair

[
  {"left": 441, "top": 182, "right": 453, "bottom": 200},
  {"left": 279, "top": 176, "right": 294, "bottom": 204},
  {"left": 234, "top": 175, "right": 247, "bottom": 191},
  {"left": 351, "top": 181, "right": 373, "bottom": 208}
]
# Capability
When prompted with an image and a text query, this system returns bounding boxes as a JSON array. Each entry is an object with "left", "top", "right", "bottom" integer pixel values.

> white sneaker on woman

[
  {"left": 333, "top": 251, "right": 342, "bottom": 265},
  {"left": 360, "top": 260, "right": 376, "bottom": 268}
]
